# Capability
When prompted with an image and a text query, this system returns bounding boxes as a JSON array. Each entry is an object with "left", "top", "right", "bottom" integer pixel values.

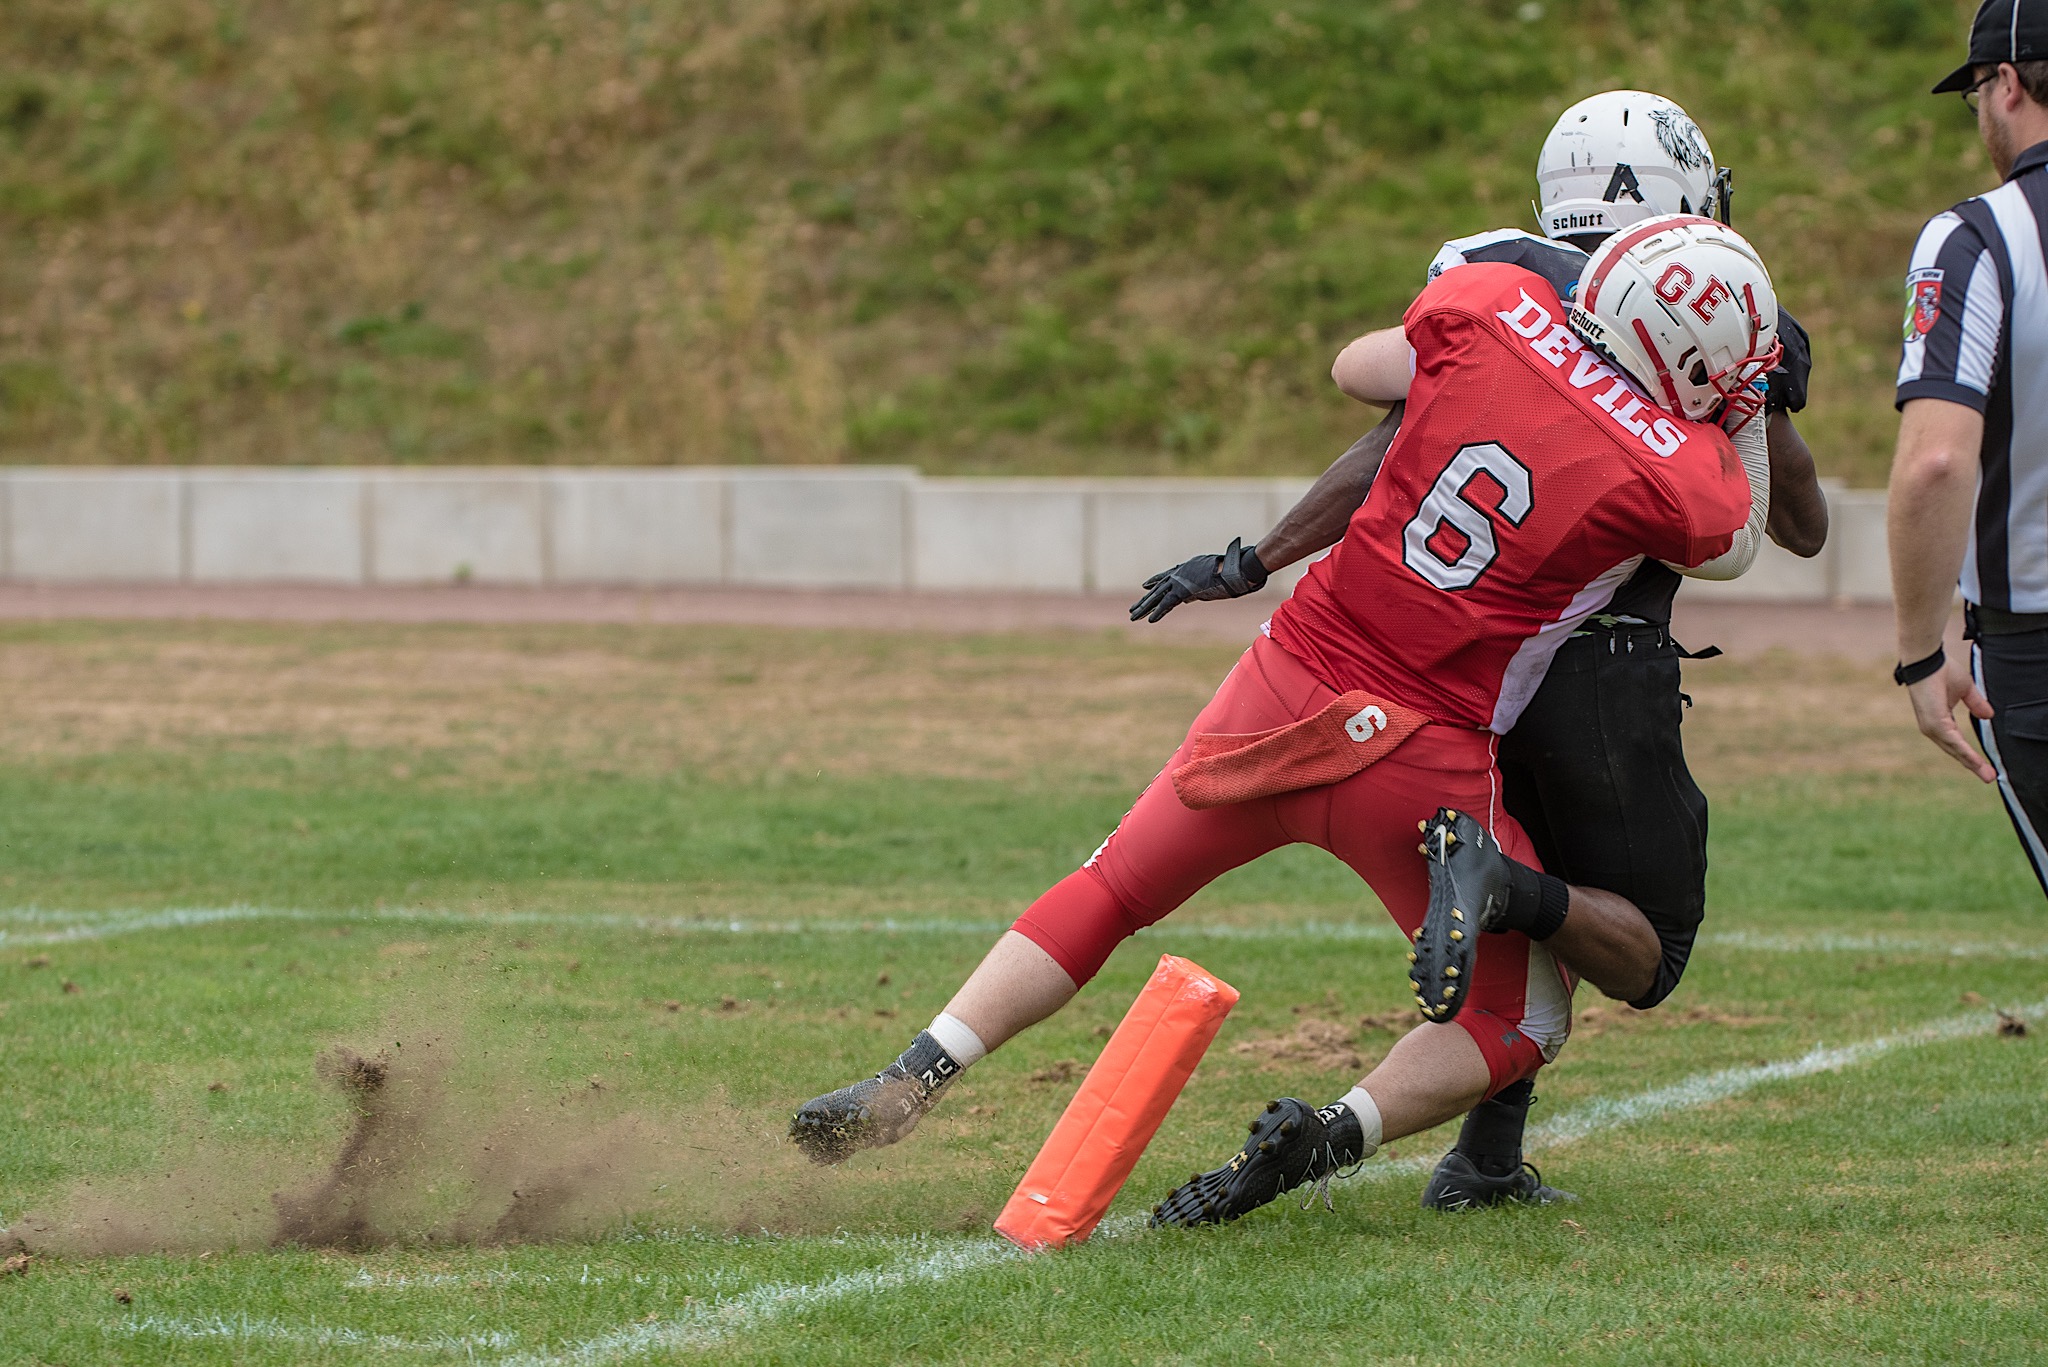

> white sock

[
  {"left": 1339, "top": 1085, "right": 1383, "bottom": 1156},
  {"left": 926, "top": 1012, "right": 988, "bottom": 1069}
]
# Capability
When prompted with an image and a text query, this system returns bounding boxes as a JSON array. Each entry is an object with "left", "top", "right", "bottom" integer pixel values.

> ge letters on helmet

[{"left": 1565, "top": 215, "right": 1782, "bottom": 432}]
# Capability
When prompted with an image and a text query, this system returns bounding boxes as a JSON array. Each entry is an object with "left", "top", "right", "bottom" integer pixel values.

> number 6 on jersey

[{"left": 1401, "top": 442, "right": 1534, "bottom": 591}]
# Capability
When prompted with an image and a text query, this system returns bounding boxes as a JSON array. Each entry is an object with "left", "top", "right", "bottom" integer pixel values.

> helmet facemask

[
  {"left": 1692, "top": 334, "right": 1779, "bottom": 433},
  {"left": 1637, "top": 284, "right": 1781, "bottom": 435}
]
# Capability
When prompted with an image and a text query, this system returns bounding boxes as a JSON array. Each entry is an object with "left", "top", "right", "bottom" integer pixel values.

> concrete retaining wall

[
  {"left": 551, "top": 470, "right": 723, "bottom": 585},
  {"left": 913, "top": 480, "right": 1089, "bottom": 592},
  {"left": 187, "top": 471, "right": 365, "bottom": 584},
  {"left": 0, "top": 466, "right": 1897, "bottom": 602},
  {"left": 8, "top": 471, "right": 185, "bottom": 582},
  {"left": 729, "top": 469, "right": 911, "bottom": 589},
  {"left": 1830, "top": 490, "right": 1891, "bottom": 603}
]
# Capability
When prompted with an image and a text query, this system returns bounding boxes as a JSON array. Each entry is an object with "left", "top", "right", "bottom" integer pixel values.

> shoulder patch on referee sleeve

[{"left": 1905, "top": 267, "right": 1945, "bottom": 342}]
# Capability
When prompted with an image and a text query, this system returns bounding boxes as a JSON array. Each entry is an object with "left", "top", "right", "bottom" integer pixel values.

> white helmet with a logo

[
  {"left": 1569, "top": 214, "right": 1780, "bottom": 431},
  {"left": 1535, "top": 90, "right": 1730, "bottom": 243}
]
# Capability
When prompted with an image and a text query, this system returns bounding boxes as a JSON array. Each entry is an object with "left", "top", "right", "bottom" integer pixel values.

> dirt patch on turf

[
  {"left": 1230, "top": 1010, "right": 1411, "bottom": 1075},
  {"left": 1572, "top": 1002, "right": 1782, "bottom": 1039},
  {"left": 1, "top": 1016, "right": 987, "bottom": 1255},
  {"left": 268, "top": 1048, "right": 417, "bottom": 1249},
  {"left": 1679, "top": 655, "right": 1953, "bottom": 787},
  {"left": 0, "top": 620, "right": 1967, "bottom": 794},
  {"left": 1233, "top": 1018, "right": 1365, "bottom": 1073},
  {"left": 0, "top": 623, "right": 1228, "bottom": 787}
]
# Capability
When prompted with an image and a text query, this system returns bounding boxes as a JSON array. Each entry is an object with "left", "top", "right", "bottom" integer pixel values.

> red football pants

[{"left": 1014, "top": 633, "right": 1571, "bottom": 1094}]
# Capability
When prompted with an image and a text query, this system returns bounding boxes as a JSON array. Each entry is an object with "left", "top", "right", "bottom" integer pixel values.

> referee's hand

[{"left": 1906, "top": 667, "right": 1997, "bottom": 784}]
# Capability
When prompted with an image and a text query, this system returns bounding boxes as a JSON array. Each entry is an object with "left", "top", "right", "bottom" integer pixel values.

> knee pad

[{"left": 1515, "top": 942, "right": 1574, "bottom": 1065}]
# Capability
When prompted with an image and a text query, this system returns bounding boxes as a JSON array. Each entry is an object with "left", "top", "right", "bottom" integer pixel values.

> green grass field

[{"left": 3, "top": 619, "right": 2045, "bottom": 1364}]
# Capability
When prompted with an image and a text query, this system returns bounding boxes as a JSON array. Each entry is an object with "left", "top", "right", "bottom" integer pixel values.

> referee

[{"left": 1890, "top": 0, "right": 2048, "bottom": 891}]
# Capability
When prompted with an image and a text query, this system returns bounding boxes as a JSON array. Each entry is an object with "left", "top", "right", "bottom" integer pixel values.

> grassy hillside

[{"left": 0, "top": 0, "right": 1990, "bottom": 480}]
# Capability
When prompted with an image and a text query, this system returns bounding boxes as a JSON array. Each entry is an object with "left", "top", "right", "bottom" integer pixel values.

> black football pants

[
  {"left": 1968, "top": 625, "right": 2048, "bottom": 899},
  {"left": 1496, "top": 624, "right": 1706, "bottom": 1010}
]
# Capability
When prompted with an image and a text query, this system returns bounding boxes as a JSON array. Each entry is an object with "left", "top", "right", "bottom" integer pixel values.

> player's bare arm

[
  {"left": 1888, "top": 396, "right": 1996, "bottom": 783},
  {"left": 1765, "top": 412, "right": 1829, "bottom": 557},
  {"left": 1253, "top": 404, "right": 1403, "bottom": 572},
  {"left": 1328, "top": 326, "right": 1414, "bottom": 405}
]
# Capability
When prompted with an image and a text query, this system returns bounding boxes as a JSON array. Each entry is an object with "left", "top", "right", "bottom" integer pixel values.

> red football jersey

[{"left": 1270, "top": 263, "right": 1750, "bottom": 734}]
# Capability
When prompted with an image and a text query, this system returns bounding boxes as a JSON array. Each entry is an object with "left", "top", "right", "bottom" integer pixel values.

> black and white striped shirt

[{"left": 1897, "top": 139, "right": 2048, "bottom": 612}]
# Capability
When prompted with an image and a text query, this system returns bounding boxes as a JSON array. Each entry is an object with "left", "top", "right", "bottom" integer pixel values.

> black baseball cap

[{"left": 1934, "top": 0, "right": 2048, "bottom": 93}]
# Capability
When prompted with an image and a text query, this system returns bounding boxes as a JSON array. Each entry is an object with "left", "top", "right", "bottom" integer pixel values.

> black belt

[
  {"left": 1569, "top": 616, "right": 1722, "bottom": 660},
  {"left": 1966, "top": 603, "right": 2048, "bottom": 638}
]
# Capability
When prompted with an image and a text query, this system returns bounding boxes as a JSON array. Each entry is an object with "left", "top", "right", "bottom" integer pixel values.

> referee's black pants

[
  {"left": 1497, "top": 623, "right": 1706, "bottom": 1010},
  {"left": 1968, "top": 619, "right": 2048, "bottom": 898}
]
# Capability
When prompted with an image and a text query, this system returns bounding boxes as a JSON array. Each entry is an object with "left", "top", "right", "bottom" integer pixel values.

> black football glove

[{"left": 1129, "top": 537, "right": 1270, "bottom": 623}]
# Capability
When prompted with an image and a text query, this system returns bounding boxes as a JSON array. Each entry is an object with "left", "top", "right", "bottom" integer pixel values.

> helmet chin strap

[
  {"left": 1711, "top": 167, "right": 1736, "bottom": 227},
  {"left": 1629, "top": 317, "right": 1690, "bottom": 417}
]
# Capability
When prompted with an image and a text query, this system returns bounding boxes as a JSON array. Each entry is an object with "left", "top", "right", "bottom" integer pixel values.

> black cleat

[
  {"left": 790, "top": 1030, "right": 964, "bottom": 1166},
  {"left": 1150, "top": 1098, "right": 1363, "bottom": 1229},
  {"left": 1421, "top": 1149, "right": 1575, "bottom": 1211},
  {"left": 789, "top": 1065, "right": 933, "bottom": 1165},
  {"left": 1410, "top": 808, "right": 1513, "bottom": 1024}
]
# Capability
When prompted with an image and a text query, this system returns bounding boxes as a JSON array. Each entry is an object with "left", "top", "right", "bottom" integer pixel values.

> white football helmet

[
  {"left": 1535, "top": 90, "right": 1731, "bottom": 242},
  {"left": 1569, "top": 215, "right": 1781, "bottom": 431}
]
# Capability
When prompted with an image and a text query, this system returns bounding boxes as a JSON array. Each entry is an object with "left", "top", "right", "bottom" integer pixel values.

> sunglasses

[{"left": 1964, "top": 68, "right": 2002, "bottom": 114}]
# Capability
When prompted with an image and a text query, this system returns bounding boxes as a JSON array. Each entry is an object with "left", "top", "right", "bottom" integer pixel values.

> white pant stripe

[{"left": 1970, "top": 642, "right": 2048, "bottom": 895}]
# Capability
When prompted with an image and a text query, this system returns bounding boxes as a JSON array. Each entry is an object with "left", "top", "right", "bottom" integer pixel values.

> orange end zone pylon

[{"left": 993, "top": 954, "right": 1239, "bottom": 1251}]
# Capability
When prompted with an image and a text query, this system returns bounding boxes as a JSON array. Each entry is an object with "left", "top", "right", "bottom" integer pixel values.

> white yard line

[
  {"left": 122, "top": 1312, "right": 518, "bottom": 1354},
  {"left": 349, "top": 1267, "right": 545, "bottom": 1290},
  {"left": 0, "top": 903, "right": 1403, "bottom": 947},
  {"left": 495, "top": 1239, "right": 1016, "bottom": 1367},
  {"left": 0, "top": 906, "right": 292, "bottom": 945},
  {"left": 1523, "top": 994, "right": 2048, "bottom": 1148},
  {"left": 113, "top": 995, "right": 2045, "bottom": 1364},
  {"left": 527, "top": 995, "right": 2048, "bottom": 1364},
  {"left": 1704, "top": 929, "right": 2048, "bottom": 960},
  {"left": 1347, "top": 994, "right": 2048, "bottom": 1185},
  {"left": 127, "top": 1241, "right": 1028, "bottom": 1362},
  {"left": 12, "top": 903, "right": 2048, "bottom": 958}
]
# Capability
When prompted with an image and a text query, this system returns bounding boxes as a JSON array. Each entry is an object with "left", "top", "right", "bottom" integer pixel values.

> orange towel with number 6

[{"left": 993, "top": 954, "right": 1239, "bottom": 1251}]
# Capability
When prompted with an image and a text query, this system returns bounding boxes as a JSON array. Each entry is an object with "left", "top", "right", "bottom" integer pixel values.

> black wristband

[
  {"left": 1893, "top": 647, "right": 1946, "bottom": 687},
  {"left": 1216, "top": 537, "right": 1269, "bottom": 597},
  {"left": 1240, "top": 544, "right": 1269, "bottom": 590}
]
